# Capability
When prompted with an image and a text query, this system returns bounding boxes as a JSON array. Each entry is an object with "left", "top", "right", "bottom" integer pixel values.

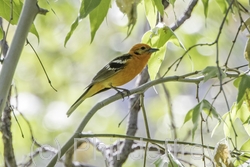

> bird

[{"left": 66, "top": 43, "right": 159, "bottom": 117}]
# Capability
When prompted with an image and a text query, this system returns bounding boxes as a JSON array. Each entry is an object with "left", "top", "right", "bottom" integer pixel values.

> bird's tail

[
  {"left": 66, "top": 85, "right": 92, "bottom": 117},
  {"left": 66, "top": 83, "right": 109, "bottom": 117}
]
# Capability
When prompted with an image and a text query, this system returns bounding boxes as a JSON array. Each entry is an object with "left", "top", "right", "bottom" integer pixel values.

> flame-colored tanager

[{"left": 66, "top": 43, "right": 159, "bottom": 116}]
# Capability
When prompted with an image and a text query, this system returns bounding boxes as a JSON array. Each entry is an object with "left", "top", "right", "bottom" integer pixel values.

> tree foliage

[{"left": 0, "top": 0, "right": 250, "bottom": 166}]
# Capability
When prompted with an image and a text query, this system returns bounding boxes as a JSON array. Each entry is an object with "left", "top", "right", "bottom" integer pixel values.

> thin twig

[
  {"left": 140, "top": 94, "right": 150, "bottom": 167},
  {"left": 224, "top": 24, "right": 242, "bottom": 67},
  {"left": 26, "top": 39, "right": 57, "bottom": 92}
]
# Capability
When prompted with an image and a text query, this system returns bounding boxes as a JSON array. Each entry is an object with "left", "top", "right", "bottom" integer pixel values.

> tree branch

[
  {"left": 46, "top": 69, "right": 240, "bottom": 166},
  {"left": 0, "top": 0, "right": 40, "bottom": 119},
  {"left": 79, "top": 133, "right": 250, "bottom": 161},
  {"left": 170, "top": 0, "right": 198, "bottom": 31},
  {"left": 111, "top": 68, "right": 150, "bottom": 167},
  {"left": 1, "top": 87, "right": 17, "bottom": 167}
]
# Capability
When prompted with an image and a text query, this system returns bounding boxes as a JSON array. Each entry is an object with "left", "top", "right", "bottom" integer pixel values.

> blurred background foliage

[{"left": 0, "top": 0, "right": 250, "bottom": 166}]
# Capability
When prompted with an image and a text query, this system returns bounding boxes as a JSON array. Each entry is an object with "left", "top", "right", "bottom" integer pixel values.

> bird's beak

[{"left": 148, "top": 48, "right": 159, "bottom": 53}]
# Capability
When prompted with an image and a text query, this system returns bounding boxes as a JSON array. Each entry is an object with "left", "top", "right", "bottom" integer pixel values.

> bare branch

[
  {"left": 170, "top": 0, "right": 198, "bottom": 31},
  {"left": 111, "top": 68, "right": 150, "bottom": 167},
  {"left": 79, "top": 133, "right": 250, "bottom": 160},
  {"left": 46, "top": 67, "right": 241, "bottom": 166},
  {"left": 1, "top": 87, "right": 17, "bottom": 167}
]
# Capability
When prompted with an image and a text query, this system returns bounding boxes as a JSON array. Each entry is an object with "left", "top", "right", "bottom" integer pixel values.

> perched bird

[{"left": 66, "top": 43, "right": 159, "bottom": 117}]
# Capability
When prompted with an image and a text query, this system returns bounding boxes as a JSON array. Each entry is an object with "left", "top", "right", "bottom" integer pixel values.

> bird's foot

[{"left": 111, "top": 86, "right": 130, "bottom": 100}]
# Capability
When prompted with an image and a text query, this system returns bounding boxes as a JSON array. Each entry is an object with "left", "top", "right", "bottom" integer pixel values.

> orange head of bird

[{"left": 129, "top": 43, "right": 159, "bottom": 56}]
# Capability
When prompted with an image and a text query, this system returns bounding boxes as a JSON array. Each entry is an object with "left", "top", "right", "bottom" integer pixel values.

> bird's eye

[{"left": 141, "top": 46, "right": 146, "bottom": 50}]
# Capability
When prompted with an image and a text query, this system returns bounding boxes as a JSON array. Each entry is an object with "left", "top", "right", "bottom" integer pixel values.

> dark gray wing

[{"left": 91, "top": 54, "right": 132, "bottom": 83}]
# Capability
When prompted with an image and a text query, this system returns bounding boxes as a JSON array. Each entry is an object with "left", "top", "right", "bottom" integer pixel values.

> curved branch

[{"left": 46, "top": 70, "right": 240, "bottom": 166}]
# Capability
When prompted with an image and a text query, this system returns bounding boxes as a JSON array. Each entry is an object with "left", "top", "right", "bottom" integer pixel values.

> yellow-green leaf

[
  {"left": 64, "top": 19, "right": 79, "bottom": 46},
  {"left": 234, "top": 139, "right": 250, "bottom": 166},
  {"left": 201, "top": 99, "right": 219, "bottom": 119},
  {"left": 211, "top": 111, "right": 228, "bottom": 137},
  {"left": 144, "top": 0, "right": 157, "bottom": 28},
  {"left": 64, "top": 0, "right": 101, "bottom": 46},
  {"left": 215, "top": 0, "right": 228, "bottom": 14},
  {"left": 153, "top": 0, "right": 164, "bottom": 16},
  {"left": 79, "top": 0, "right": 101, "bottom": 19},
  {"left": 0, "top": 0, "right": 39, "bottom": 40},
  {"left": 240, "top": 139, "right": 250, "bottom": 152},
  {"left": 244, "top": 38, "right": 250, "bottom": 67},
  {"left": 236, "top": 74, "right": 250, "bottom": 110},
  {"left": 233, "top": 76, "right": 241, "bottom": 88},
  {"left": 201, "top": 0, "right": 209, "bottom": 18},
  {"left": 142, "top": 24, "right": 184, "bottom": 79},
  {"left": 89, "top": 0, "right": 111, "bottom": 43},
  {"left": 169, "top": 0, "right": 176, "bottom": 6},
  {"left": 201, "top": 66, "right": 226, "bottom": 82},
  {"left": 241, "top": 17, "right": 250, "bottom": 32},
  {"left": 183, "top": 100, "right": 219, "bottom": 140},
  {"left": 0, "top": 26, "right": 3, "bottom": 40}
]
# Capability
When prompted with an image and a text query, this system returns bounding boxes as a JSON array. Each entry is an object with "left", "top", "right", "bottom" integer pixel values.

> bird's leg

[{"left": 110, "top": 84, "right": 130, "bottom": 99}]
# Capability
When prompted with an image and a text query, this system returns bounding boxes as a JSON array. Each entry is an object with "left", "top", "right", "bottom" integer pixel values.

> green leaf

[
  {"left": 153, "top": 155, "right": 168, "bottom": 167},
  {"left": 236, "top": 102, "right": 250, "bottom": 125},
  {"left": 0, "top": 0, "right": 22, "bottom": 24},
  {"left": 153, "top": 153, "right": 184, "bottom": 167},
  {"left": 144, "top": 0, "right": 157, "bottom": 28},
  {"left": 89, "top": 0, "right": 111, "bottom": 43},
  {"left": 223, "top": 112, "right": 231, "bottom": 137},
  {"left": 64, "top": 19, "right": 79, "bottom": 46},
  {"left": 240, "top": 139, "right": 250, "bottom": 152},
  {"left": 148, "top": 45, "right": 166, "bottom": 80},
  {"left": 244, "top": 38, "right": 250, "bottom": 67},
  {"left": 142, "top": 25, "right": 184, "bottom": 79},
  {"left": 30, "top": 24, "right": 39, "bottom": 41},
  {"left": 201, "top": 66, "right": 226, "bottom": 82},
  {"left": 191, "top": 102, "right": 203, "bottom": 140},
  {"left": 236, "top": 74, "right": 250, "bottom": 109},
  {"left": 234, "top": 139, "right": 250, "bottom": 166},
  {"left": 202, "top": 99, "right": 220, "bottom": 120},
  {"left": 64, "top": 0, "right": 101, "bottom": 46},
  {"left": 183, "top": 100, "right": 219, "bottom": 140},
  {"left": 192, "top": 103, "right": 200, "bottom": 124},
  {"left": 0, "top": 0, "right": 39, "bottom": 40},
  {"left": 233, "top": 76, "right": 241, "bottom": 88},
  {"left": 215, "top": 0, "right": 228, "bottom": 14},
  {"left": 153, "top": 0, "right": 164, "bottom": 16},
  {"left": 211, "top": 110, "right": 228, "bottom": 137},
  {"left": 169, "top": 0, "right": 176, "bottom": 6},
  {"left": 0, "top": 26, "right": 3, "bottom": 40},
  {"left": 79, "top": 0, "right": 101, "bottom": 19},
  {"left": 183, "top": 108, "right": 193, "bottom": 124},
  {"left": 201, "top": 0, "right": 209, "bottom": 18},
  {"left": 167, "top": 150, "right": 184, "bottom": 167},
  {"left": 241, "top": 17, "right": 250, "bottom": 32},
  {"left": 183, "top": 102, "right": 201, "bottom": 140},
  {"left": 192, "top": 119, "right": 199, "bottom": 140},
  {"left": 243, "top": 115, "right": 250, "bottom": 125}
]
